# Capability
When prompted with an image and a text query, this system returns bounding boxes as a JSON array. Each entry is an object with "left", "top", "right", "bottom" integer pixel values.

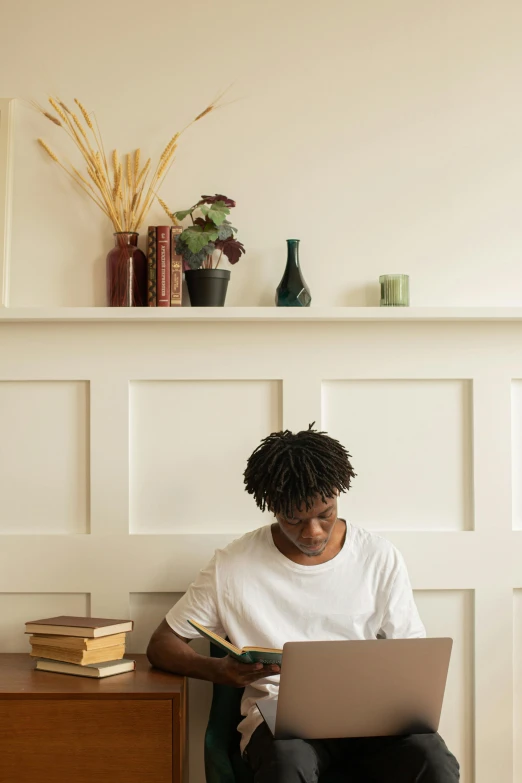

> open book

[{"left": 188, "top": 619, "right": 282, "bottom": 665}]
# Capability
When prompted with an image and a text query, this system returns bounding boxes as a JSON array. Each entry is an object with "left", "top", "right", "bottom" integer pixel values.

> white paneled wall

[
  {"left": 128, "top": 592, "right": 183, "bottom": 653},
  {"left": 130, "top": 380, "right": 281, "bottom": 534},
  {"left": 512, "top": 382, "right": 522, "bottom": 531},
  {"left": 0, "top": 381, "right": 89, "bottom": 534},
  {"left": 514, "top": 590, "right": 522, "bottom": 783},
  {"left": 323, "top": 380, "right": 473, "bottom": 531},
  {"left": 0, "top": 98, "right": 13, "bottom": 309},
  {"left": 1, "top": 318, "right": 522, "bottom": 783},
  {"left": 415, "top": 591, "right": 474, "bottom": 783},
  {"left": 0, "top": 593, "right": 89, "bottom": 651}
]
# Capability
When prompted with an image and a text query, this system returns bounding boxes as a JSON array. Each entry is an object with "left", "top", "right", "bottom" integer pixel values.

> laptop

[{"left": 256, "top": 637, "right": 452, "bottom": 740}]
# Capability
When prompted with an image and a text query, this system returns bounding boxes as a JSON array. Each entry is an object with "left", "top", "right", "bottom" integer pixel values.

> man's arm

[{"left": 147, "top": 619, "right": 279, "bottom": 687}]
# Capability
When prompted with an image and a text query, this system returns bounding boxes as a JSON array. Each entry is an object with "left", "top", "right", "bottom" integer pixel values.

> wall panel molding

[
  {"left": 0, "top": 98, "right": 14, "bottom": 308},
  {"left": 1, "top": 319, "right": 522, "bottom": 782}
]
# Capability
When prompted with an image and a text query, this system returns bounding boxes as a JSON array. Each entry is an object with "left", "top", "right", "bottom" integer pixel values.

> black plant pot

[{"left": 185, "top": 269, "right": 231, "bottom": 307}]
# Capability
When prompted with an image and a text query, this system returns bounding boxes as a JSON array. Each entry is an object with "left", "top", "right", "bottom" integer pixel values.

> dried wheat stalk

[
  {"left": 158, "top": 197, "right": 178, "bottom": 224},
  {"left": 35, "top": 94, "right": 223, "bottom": 232}
]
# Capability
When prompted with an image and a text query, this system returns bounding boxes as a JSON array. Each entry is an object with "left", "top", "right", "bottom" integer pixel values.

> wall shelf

[{"left": 1, "top": 306, "right": 522, "bottom": 323}]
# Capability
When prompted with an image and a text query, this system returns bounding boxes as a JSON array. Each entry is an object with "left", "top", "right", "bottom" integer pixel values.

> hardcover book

[
  {"left": 156, "top": 225, "right": 171, "bottom": 307},
  {"left": 147, "top": 225, "right": 157, "bottom": 306},
  {"left": 35, "top": 658, "right": 135, "bottom": 679},
  {"left": 170, "top": 226, "right": 183, "bottom": 307},
  {"left": 188, "top": 619, "right": 282, "bottom": 665},
  {"left": 25, "top": 616, "right": 134, "bottom": 638},
  {"left": 30, "top": 643, "right": 125, "bottom": 666},
  {"left": 29, "top": 632, "right": 127, "bottom": 651}
]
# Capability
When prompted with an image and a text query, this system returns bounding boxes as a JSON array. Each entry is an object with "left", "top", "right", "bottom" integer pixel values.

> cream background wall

[
  {"left": 1, "top": 2, "right": 522, "bottom": 782},
  {"left": 1, "top": 0, "right": 522, "bottom": 307}
]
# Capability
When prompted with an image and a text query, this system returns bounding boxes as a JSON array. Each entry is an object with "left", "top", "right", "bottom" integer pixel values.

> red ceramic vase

[{"left": 106, "top": 232, "right": 147, "bottom": 307}]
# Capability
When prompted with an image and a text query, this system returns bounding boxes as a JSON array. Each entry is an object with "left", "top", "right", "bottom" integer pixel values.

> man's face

[{"left": 275, "top": 494, "right": 339, "bottom": 557}]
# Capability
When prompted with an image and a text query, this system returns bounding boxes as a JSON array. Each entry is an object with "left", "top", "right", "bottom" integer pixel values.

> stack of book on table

[{"left": 26, "top": 615, "right": 135, "bottom": 679}]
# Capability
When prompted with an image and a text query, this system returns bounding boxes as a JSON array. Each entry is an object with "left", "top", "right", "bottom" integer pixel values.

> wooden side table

[{"left": 0, "top": 654, "right": 187, "bottom": 783}]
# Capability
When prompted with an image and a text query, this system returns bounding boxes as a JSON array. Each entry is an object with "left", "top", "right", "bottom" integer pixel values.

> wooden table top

[{"left": 0, "top": 654, "right": 185, "bottom": 699}]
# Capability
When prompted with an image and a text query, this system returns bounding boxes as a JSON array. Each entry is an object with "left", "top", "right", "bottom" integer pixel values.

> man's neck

[{"left": 271, "top": 518, "right": 347, "bottom": 566}]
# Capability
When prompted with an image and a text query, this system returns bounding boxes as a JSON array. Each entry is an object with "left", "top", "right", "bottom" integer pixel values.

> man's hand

[
  {"left": 214, "top": 655, "right": 280, "bottom": 688},
  {"left": 147, "top": 620, "right": 280, "bottom": 687}
]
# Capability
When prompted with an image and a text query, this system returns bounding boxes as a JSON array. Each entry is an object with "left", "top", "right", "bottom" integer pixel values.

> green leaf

[
  {"left": 198, "top": 204, "right": 227, "bottom": 227},
  {"left": 218, "top": 222, "right": 234, "bottom": 241},
  {"left": 211, "top": 200, "right": 229, "bottom": 211},
  {"left": 183, "top": 227, "right": 208, "bottom": 254},
  {"left": 185, "top": 243, "right": 216, "bottom": 269},
  {"left": 182, "top": 226, "right": 219, "bottom": 254},
  {"left": 174, "top": 209, "right": 193, "bottom": 222},
  {"left": 185, "top": 256, "right": 201, "bottom": 270},
  {"left": 206, "top": 206, "right": 229, "bottom": 226}
]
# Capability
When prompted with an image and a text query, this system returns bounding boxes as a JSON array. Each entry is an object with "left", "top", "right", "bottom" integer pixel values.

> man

[{"left": 147, "top": 425, "right": 459, "bottom": 782}]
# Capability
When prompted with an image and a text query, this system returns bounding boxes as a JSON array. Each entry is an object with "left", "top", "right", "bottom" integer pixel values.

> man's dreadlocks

[{"left": 243, "top": 423, "right": 356, "bottom": 518}]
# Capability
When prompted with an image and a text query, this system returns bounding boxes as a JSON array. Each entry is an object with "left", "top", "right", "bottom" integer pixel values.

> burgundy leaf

[
  {"left": 198, "top": 194, "right": 236, "bottom": 208},
  {"left": 194, "top": 217, "right": 206, "bottom": 228},
  {"left": 221, "top": 238, "right": 245, "bottom": 265}
]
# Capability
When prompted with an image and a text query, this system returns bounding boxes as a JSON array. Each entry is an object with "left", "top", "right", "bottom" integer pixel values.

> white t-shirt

[{"left": 165, "top": 522, "right": 425, "bottom": 753}]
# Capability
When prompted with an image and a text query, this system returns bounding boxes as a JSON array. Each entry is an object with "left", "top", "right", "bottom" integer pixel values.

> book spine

[
  {"left": 156, "top": 226, "right": 171, "bottom": 307},
  {"left": 147, "top": 226, "right": 157, "bottom": 306},
  {"left": 170, "top": 226, "right": 183, "bottom": 307}
]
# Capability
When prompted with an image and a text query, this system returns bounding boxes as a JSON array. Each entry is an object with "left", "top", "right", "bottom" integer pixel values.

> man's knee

[
  {"left": 407, "top": 734, "right": 460, "bottom": 780},
  {"left": 267, "top": 738, "right": 321, "bottom": 781},
  {"left": 245, "top": 725, "right": 323, "bottom": 783}
]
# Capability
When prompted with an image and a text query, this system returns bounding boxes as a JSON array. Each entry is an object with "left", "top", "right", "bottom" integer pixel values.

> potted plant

[{"left": 160, "top": 194, "right": 245, "bottom": 306}]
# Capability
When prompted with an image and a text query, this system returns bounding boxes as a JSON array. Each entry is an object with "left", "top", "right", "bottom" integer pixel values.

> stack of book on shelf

[
  {"left": 26, "top": 615, "right": 135, "bottom": 679},
  {"left": 147, "top": 225, "right": 183, "bottom": 307}
]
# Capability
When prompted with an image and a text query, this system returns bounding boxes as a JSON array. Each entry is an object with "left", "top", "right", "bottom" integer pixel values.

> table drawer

[{"left": 0, "top": 699, "right": 173, "bottom": 783}]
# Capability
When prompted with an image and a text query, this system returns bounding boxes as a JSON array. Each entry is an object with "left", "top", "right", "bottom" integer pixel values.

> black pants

[{"left": 245, "top": 722, "right": 460, "bottom": 783}]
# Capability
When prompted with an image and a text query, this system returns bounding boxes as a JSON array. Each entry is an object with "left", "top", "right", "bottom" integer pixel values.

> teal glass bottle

[{"left": 275, "top": 239, "right": 312, "bottom": 307}]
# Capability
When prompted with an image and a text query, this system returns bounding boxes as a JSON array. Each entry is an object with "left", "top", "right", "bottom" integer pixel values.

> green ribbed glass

[{"left": 379, "top": 274, "right": 410, "bottom": 307}]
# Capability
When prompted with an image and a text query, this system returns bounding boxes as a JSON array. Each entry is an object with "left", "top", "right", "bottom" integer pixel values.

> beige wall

[
  {"left": 2, "top": 3, "right": 522, "bottom": 782},
  {"left": 2, "top": 316, "right": 522, "bottom": 783},
  {"left": 2, "top": 0, "right": 522, "bottom": 307}
]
